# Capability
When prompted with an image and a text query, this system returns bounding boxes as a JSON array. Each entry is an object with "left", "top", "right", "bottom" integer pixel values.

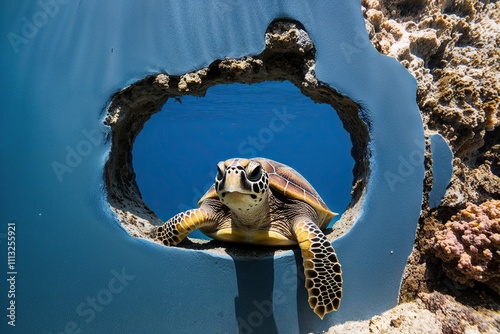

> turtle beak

[
  {"left": 216, "top": 160, "right": 253, "bottom": 195},
  {"left": 222, "top": 170, "right": 244, "bottom": 193}
]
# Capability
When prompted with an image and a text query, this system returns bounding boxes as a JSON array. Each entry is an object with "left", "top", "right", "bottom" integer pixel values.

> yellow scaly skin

[
  {"left": 151, "top": 208, "right": 212, "bottom": 246},
  {"left": 293, "top": 219, "right": 342, "bottom": 319}
]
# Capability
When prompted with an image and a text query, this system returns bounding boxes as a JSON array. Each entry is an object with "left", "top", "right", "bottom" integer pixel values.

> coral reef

[
  {"left": 361, "top": 0, "right": 500, "bottom": 292},
  {"left": 327, "top": 292, "right": 500, "bottom": 334},
  {"left": 359, "top": 0, "right": 500, "bottom": 331},
  {"left": 362, "top": 0, "right": 500, "bottom": 160},
  {"left": 431, "top": 200, "right": 500, "bottom": 293}
]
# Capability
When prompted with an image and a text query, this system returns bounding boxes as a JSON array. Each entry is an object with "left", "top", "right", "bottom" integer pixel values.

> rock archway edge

[{"left": 104, "top": 20, "right": 369, "bottom": 250}]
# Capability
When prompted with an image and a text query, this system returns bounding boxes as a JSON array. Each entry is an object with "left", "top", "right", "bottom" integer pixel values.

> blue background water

[
  {"left": 0, "top": 1, "right": 426, "bottom": 333},
  {"left": 429, "top": 134, "right": 454, "bottom": 209},
  {"left": 133, "top": 81, "right": 354, "bottom": 240}
]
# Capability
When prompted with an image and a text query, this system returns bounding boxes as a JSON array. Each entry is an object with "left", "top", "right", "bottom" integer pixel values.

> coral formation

[
  {"left": 431, "top": 200, "right": 500, "bottom": 293},
  {"left": 362, "top": 0, "right": 500, "bottom": 163},
  {"left": 419, "top": 292, "right": 500, "bottom": 334},
  {"left": 361, "top": 0, "right": 500, "bottom": 295},
  {"left": 359, "top": 0, "right": 500, "bottom": 330},
  {"left": 327, "top": 292, "right": 500, "bottom": 334}
]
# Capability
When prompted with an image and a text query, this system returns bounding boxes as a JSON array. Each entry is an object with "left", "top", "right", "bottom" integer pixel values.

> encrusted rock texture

[
  {"left": 360, "top": 0, "right": 499, "bottom": 332},
  {"left": 432, "top": 200, "right": 500, "bottom": 294},
  {"left": 327, "top": 291, "right": 500, "bottom": 334}
]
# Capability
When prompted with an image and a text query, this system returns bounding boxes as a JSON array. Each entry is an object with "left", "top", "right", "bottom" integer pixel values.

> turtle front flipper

[
  {"left": 151, "top": 207, "right": 214, "bottom": 246},
  {"left": 293, "top": 219, "right": 342, "bottom": 319}
]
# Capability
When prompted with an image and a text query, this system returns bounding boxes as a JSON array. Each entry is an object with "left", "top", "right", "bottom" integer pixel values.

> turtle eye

[
  {"left": 216, "top": 162, "right": 225, "bottom": 181},
  {"left": 247, "top": 165, "right": 262, "bottom": 182}
]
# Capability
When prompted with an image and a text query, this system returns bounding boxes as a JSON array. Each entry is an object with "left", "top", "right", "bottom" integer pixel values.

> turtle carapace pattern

[{"left": 151, "top": 158, "right": 342, "bottom": 319}]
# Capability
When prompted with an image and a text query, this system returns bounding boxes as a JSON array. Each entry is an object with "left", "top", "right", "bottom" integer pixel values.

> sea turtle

[{"left": 151, "top": 157, "right": 342, "bottom": 318}]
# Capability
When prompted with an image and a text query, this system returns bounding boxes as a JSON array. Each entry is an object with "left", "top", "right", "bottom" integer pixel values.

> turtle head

[{"left": 214, "top": 158, "right": 269, "bottom": 212}]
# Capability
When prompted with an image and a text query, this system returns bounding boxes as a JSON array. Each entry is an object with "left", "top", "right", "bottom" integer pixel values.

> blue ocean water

[
  {"left": 133, "top": 81, "right": 354, "bottom": 239},
  {"left": 0, "top": 1, "right": 427, "bottom": 332}
]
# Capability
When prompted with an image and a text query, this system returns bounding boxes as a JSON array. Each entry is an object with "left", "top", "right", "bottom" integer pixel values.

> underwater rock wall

[
  {"left": 324, "top": 4, "right": 500, "bottom": 331},
  {"left": 1, "top": 1, "right": 497, "bottom": 332},
  {"left": 361, "top": 0, "right": 500, "bottom": 303}
]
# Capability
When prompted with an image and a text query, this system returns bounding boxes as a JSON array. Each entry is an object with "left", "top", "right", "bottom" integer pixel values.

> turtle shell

[{"left": 199, "top": 158, "right": 337, "bottom": 228}]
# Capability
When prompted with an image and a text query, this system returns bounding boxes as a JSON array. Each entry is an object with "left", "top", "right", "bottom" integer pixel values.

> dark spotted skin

[
  {"left": 150, "top": 200, "right": 230, "bottom": 245},
  {"left": 215, "top": 160, "right": 269, "bottom": 196},
  {"left": 151, "top": 208, "right": 211, "bottom": 246},
  {"left": 293, "top": 220, "right": 342, "bottom": 318}
]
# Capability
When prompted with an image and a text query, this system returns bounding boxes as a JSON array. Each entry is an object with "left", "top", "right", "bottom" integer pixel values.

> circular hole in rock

[
  {"left": 133, "top": 80, "right": 354, "bottom": 241},
  {"left": 104, "top": 19, "right": 369, "bottom": 251}
]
